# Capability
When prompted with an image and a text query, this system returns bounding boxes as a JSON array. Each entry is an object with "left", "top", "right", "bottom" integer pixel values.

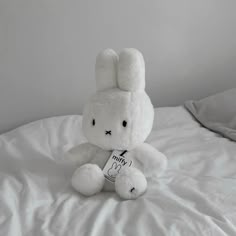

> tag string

[{"left": 120, "top": 150, "right": 127, "bottom": 157}]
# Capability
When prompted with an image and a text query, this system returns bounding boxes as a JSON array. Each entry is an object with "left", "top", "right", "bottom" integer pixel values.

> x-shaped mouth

[{"left": 105, "top": 130, "right": 112, "bottom": 135}]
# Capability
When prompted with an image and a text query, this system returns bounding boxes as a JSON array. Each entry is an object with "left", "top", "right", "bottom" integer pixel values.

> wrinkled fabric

[
  {"left": 0, "top": 107, "right": 236, "bottom": 236},
  {"left": 185, "top": 88, "right": 236, "bottom": 141}
]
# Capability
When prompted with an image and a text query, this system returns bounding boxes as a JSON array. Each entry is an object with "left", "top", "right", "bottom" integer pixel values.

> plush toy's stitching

[
  {"left": 130, "top": 187, "right": 135, "bottom": 193},
  {"left": 105, "top": 130, "right": 112, "bottom": 135}
]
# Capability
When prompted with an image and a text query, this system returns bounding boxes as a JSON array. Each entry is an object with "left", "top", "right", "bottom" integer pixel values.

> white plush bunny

[{"left": 68, "top": 48, "right": 167, "bottom": 200}]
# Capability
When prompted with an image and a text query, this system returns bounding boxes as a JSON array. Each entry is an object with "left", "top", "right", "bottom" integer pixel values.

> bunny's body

[{"left": 68, "top": 48, "right": 167, "bottom": 199}]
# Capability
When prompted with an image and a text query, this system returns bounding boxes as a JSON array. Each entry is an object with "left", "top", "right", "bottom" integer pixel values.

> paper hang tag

[{"left": 103, "top": 150, "right": 133, "bottom": 183}]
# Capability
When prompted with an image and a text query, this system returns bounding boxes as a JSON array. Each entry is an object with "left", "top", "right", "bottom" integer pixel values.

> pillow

[{"left": 184, "top": 88, "right": 236, "bottom": 141}]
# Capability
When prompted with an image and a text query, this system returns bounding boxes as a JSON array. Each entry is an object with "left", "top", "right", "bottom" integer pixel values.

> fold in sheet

[{"left": 0, "top": 107, "right": 236, "bottom": 235}]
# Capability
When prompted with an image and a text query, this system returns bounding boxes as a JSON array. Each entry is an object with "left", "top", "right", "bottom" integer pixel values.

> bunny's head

[{"left": 82, "top": 48, "right": 154, "bottom": 151}]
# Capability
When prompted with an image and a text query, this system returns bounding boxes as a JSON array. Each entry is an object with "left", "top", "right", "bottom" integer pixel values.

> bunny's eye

[
  {"left": 122, "top": 120, "right": 127, "bottom": 127},
  {"left": 92, "top": 119, "right": 95, "bottom": 126}
]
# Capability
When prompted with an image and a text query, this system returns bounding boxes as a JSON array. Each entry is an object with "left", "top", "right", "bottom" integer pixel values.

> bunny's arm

[
  {"left": 67, "top": 142, "right": 99, "bottom": 167},
  {"left": 131, "top": 143, "right": 167, "bottom": 178}
]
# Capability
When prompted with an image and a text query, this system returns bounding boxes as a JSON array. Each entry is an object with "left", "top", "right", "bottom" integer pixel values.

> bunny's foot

[
  {"left": 115, "top": 167, "right": 147, "bottom": 200},
  {"left": 71, "top": 164, "right": 105, "bottom": 196}
]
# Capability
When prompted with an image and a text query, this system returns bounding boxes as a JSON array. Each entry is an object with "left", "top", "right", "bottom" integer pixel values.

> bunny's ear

[
  {"left": 95, "top": 49, "right": 118, "bottom": 91},
  {"left": 117, "top": 48, "right": 145, "bottom": 91}
]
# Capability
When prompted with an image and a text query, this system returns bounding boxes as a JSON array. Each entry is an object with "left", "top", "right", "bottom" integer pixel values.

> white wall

[{"left": 0, "top": 0, "right": 236, "bottom": 133}]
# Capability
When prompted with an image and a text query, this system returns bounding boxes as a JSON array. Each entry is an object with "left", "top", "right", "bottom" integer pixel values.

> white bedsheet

[{"left": 0, "top": 107, "right": 236, "bottom": 236}]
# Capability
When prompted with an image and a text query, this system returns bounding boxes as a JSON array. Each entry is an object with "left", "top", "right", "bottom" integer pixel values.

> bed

[{"left": 0, "top": 106, "right": 236, "bottom": 236}]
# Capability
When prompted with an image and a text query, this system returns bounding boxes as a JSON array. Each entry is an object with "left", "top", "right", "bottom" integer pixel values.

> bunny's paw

[
  {"left": 115, "top": 167, "right": 147, "bottom": 200},
  {"left": 71, "top": 164, "right": 105, "bottom": 196}
]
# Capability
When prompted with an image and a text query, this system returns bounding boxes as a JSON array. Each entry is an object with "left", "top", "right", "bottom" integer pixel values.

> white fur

[
  {"left": 118, "top": 48, "right": 145, "bottom": 91},
  {"left": 69, "top": 48, "right": 167, "bottom": 200},
  {"left": 95, "top": 49, "right": 118, "bottom": 91},
  {"left": 71, "top": 164, "right": 105, "bottom": 196},
  {"left": 115, "top": 167, "right": 147, "bottom": 200},
  {"left": 82, "top": 88, "right": 154, "bottom": 150}
]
